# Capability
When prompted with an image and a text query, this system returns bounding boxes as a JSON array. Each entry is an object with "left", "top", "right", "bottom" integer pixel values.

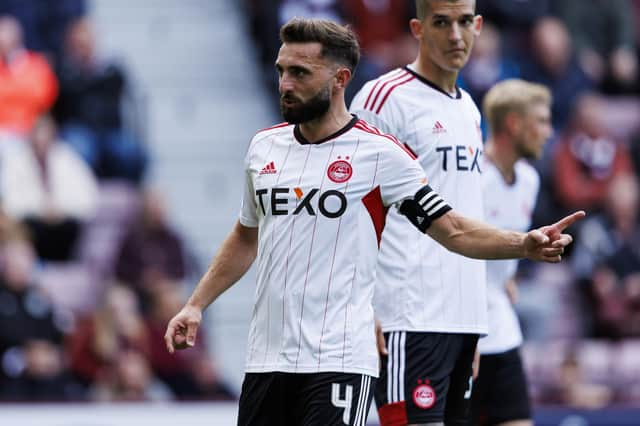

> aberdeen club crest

[
  {"left": 327, "top": 156, "right": 353, "bottom": 183},
  {"left": 413, "top": 380, "right": 436, "bottom": 409}
]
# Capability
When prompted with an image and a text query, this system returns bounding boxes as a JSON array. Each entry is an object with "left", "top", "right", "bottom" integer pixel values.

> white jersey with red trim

[
  {"left": 350, "top": 65, "right": 488, "bottom": 334},
  {"left": 479, "top": 158, "right": 540, "bottom": 354},
  {"left": 239, "top": 116, "right": 427, "bottom": 377}
]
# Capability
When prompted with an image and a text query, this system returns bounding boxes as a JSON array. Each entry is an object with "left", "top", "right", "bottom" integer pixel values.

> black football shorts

[
  {"left": 238, "top": 371, "right": 376, "bottom": 426},
  {"left": 469, "top": 347, "right": 531, "bottom": 425},
  {"left": 375, "top": 331, "right": 479, "bottom": 426}
]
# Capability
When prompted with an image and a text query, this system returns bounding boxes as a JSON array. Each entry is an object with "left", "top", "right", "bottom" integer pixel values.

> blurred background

[{"left": 0, "top": 0, "right": 639, "bottom": 425}]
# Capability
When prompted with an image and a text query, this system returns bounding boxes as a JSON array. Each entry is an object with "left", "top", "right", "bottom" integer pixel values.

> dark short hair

[
  {"left": 279, "top": 18, "right": 360, "bottom": 73},
  {"left": 415, "top": 0, "right": 476, "bottom": 20}
]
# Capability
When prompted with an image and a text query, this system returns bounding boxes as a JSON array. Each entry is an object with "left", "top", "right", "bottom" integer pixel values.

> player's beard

[{"left": 280, "top": 85, "right": 331, "bottom": 124}]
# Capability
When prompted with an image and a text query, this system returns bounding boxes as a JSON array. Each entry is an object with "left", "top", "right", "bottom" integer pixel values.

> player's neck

[
  {"left": 485, "top": 140, "right": 517, "bottom": 184},
  {"left": 297, "top": 103, "right": 353, "bottom": 143},
  {"left": 411, "top": 58, "right": 459, "bottom": 96}
]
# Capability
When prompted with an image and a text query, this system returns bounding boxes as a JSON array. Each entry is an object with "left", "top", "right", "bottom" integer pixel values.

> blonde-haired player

[{"left": 471, "top": 79, "right": 553, "bottom": 426}]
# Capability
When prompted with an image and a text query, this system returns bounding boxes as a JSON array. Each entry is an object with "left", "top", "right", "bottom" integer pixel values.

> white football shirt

[
  {"left": 479, "top": 158, "right": 540, "bottom": 354},
  {"left": 350, "top": 66, "right": 488, "bottom": 334},
  {"left": 239, "top": 116, "right": 428, "bottom": 377}
]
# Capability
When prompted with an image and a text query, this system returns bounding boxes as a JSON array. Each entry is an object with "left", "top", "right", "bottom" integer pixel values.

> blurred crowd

[
  {"left": 244, "top": 0, "right": 640, "bottom": 409},
  {"left": 0, "top": 1, "right": 233, "bottom": 402}
]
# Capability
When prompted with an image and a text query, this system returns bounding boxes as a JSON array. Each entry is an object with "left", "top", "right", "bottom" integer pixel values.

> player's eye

[
  {"left": 288, "top": 67, "right": 307, "bottom": 78},
  {"left": 433, "top": 19, "right": 447, "bottom": 27},
  {"left": 461, "top": 17, "right": 474, "bottom": 26}
]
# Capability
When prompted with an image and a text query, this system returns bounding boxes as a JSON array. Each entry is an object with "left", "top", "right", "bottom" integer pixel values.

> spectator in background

[
  {"left": 0, "top": 15, "right": 57, "bottom": 137},
  {"left": 243, "top": 0, "right": 283, "bottom": 100},
  {"left": 519, "top": 17, "right": 593, "bottom": 132},
  {"left": 538, "top": 351, "right": 613, "bottom": 409},
  {"left": 244, "top": 0, "right": 280, "bottom": 63},
  {"left": 0, "top": 238, "right": 66, "bottom": 388},
  {"left": 0, "top": 0, "right": 86, "bottom": 61},
  {"left": 90, "top": 348, "right": 172, "bottom": 402},
  {"left": 552, "top": 0, "right": 638, "bottom": 94},
  {"left": 552, "top": 94, "right": 634, "bottom": 215},
  {"left": 525, "top": 18, "right": 596, "bottom": 229},
  {"left": 115, "top": 189, "right": 188, "bottom": 308},
  {"left": 476, "top": 0, "right": 550, "bottom": 54},
  {"left": 0, "top": 114, "right": 98, "bottom": 261},
  {"left": 53, "top": 18, "right": 147, "bottom": 184},
  {"left": 1, "top": 339, "right": 84, "bottom": 401},
  {"left": 588, "top": 267, "right": 628, "bottom": 338},
  {"left": 572, "top": 174, "right": 640, "bottom": 337},
  {"left": 67, "top": 285, "right": 150, "bottom": 387}
]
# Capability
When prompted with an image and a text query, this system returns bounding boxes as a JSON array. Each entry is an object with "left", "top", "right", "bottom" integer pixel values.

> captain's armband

[{"left": 399, "top": 185, "right": 452, "bottom": 232}]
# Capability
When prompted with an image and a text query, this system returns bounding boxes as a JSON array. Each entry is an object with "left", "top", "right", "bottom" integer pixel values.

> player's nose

[
  {"left": 279, "top": 74, "right": 295, "bottom": 93},
  {"left": 448, "top": 22, "right": 463, "bottom": 41}
]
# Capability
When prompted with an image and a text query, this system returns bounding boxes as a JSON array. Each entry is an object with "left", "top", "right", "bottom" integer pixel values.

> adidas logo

[
  {"left": 432, "top": 121, "right": 446, "bottom": 134},
  {"left": 260, "top": 161, "right": 277, "bottom": 175}
]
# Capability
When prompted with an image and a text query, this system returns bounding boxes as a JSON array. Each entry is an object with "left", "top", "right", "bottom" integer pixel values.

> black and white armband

[{"left": 399, "top": 185, "right": 452, "bottom": 232}]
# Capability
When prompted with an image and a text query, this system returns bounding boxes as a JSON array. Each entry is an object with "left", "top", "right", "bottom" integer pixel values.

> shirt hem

[
  {"left": 478, "top": 339, "right": 523, "bottom": 355},
  {"left": 245, "top": 363, "right": 379, "bottom": 378},
  {"left": 381, "top": 324, "right": 488, "bottom": 336},
  {"left": 239, "top": 216, "right": 258, "bottom": 228}
]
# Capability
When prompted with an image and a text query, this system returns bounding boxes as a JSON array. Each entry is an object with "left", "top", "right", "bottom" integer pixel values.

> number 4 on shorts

[{"left": 331, "top": 383, "right": 353, "bottom": 424}]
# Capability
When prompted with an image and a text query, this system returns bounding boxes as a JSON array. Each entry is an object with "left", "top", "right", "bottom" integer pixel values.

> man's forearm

[
  {"left": 427, "top": 211, "right": 527, "bottom": 260},
  {"left": 187, "top": 221, "right": 258, "bottom": 310}
]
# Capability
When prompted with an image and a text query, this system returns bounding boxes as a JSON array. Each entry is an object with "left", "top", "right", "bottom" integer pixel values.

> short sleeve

[{"left": 239, "top": 156, "right": 259, "bottom": 228}]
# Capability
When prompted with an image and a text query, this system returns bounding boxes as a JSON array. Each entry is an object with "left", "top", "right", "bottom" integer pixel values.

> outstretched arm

[
  {"left": 164, "top": 221, "right": 258, "bottom": 353},
  {"left": 398, "top": 184, "right": 584, "bottom": 261},
  {"left": 426, "top": 210, "right": 585, "bottom": 262}
]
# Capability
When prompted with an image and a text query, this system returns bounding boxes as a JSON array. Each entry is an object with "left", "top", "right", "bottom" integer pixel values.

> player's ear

[
  {"left": 504, "top": 111, "right": 522, "bottom": 135},
  {"left": 409, "top": 18, "right": 423, "bottom": 40},
  {"left": 473, "top": 14, "right": 483, "bottom": 36},
  {"left": 334, "top": 67, "right": 352, "bottom": 90}
]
